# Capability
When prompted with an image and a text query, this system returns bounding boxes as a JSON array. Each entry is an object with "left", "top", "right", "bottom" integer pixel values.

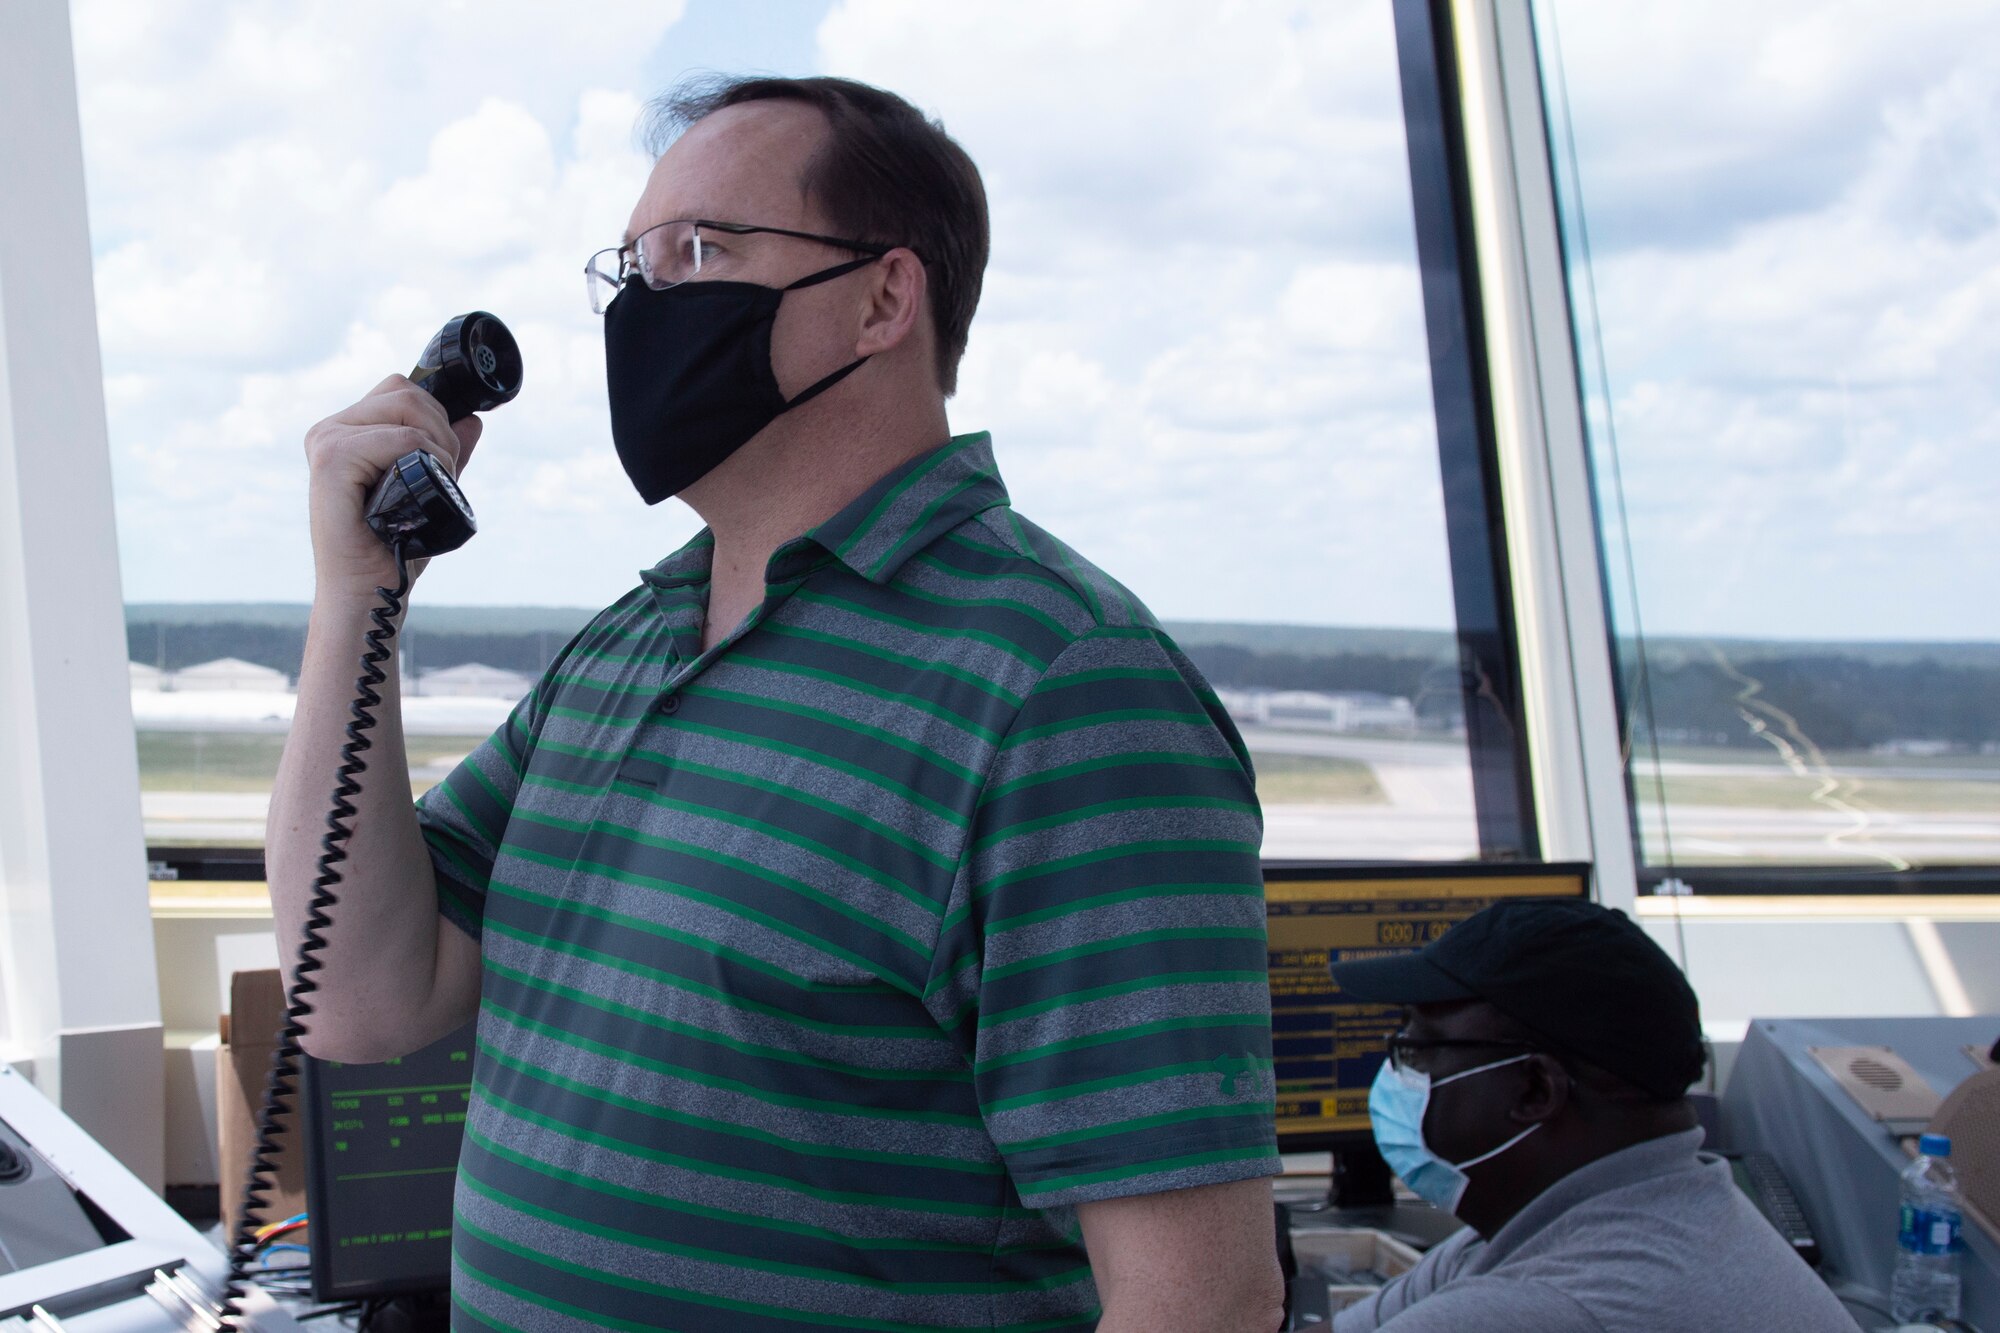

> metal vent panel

[{"left": 1808, "top": 1045, "right": 1941, "bottom": 1123}]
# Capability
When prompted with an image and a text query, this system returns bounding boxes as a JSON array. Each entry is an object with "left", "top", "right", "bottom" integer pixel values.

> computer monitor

[
  {"left": 1266, "top": 862, "right": 1592, "bottom": 1201},
  {"left": 301, "top": 1020, "right": 476, "bottom": 1304}
]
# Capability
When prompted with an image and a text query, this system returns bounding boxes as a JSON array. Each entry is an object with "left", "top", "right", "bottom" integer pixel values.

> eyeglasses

[
  {"left": 584, "top": 219, "right": 893, "bottom": 314},
  {"left": 1385, "top": 1034, "right": 1542, "bottom": 1076}
]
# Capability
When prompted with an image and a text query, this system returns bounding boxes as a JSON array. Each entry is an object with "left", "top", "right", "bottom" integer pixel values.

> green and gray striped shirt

[{"left": 416, "top": 431, "right": 1278, "bottom": 1331}]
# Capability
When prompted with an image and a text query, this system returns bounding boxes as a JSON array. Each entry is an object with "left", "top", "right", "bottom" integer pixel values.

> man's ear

[
  {"left": 854, "top": 248, "right": 928, "bottom": 358},
  {"left": 1511, "top": 1054, "right": 1572, "bottom": 1124}
]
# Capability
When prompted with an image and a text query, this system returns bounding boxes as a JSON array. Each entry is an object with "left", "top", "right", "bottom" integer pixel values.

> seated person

[{"left": 1328, "top": 899, "right": 1857, "bottom": 1332}]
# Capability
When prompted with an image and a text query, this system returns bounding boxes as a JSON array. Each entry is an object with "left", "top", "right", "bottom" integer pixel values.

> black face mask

[{"left": 603, "top": 256, "right": 876, "bottom": 505}]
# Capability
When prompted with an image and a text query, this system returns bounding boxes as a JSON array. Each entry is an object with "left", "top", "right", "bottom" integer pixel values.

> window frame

[{"left": 1394, "top": 0, "right": 1543, "bottom": 864}]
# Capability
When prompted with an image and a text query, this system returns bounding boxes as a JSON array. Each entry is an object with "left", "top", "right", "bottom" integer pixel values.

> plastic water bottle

[{"left": 1891, "top": 1133, "right": 1963, "bottom": 1323}]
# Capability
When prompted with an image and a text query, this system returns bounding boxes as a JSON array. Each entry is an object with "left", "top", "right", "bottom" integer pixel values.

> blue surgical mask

[{"left": 1368, "top": 1054, "right": 1542, "bottom": 1215}]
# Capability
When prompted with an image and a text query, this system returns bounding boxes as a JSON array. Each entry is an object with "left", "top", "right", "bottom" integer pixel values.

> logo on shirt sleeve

[{"left": 1213, "top": 1053, "right": 1264, "bottom": 1098}]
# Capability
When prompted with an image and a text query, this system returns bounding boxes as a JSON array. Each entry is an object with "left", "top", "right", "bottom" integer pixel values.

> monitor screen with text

[{"left": 1266, "top": 864, "right": 1592, "bottom": 1151}]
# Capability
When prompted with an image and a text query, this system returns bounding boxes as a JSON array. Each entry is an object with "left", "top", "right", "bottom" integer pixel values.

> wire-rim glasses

[
  {"left": 584, "top": 219, "right": 894, "bottom": 314},
  {"left": 1385, "top": 1035, "right": 1542, "bottom": 1076}
]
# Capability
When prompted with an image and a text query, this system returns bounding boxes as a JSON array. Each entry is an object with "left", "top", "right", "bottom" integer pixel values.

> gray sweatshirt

[{"left": 1331, "top": 1129, "right": 1859, "bottom": 1332}]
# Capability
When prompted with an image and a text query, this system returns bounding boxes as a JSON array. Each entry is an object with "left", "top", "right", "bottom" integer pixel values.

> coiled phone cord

[{"left": 219, "top": 543, "right": 414, "bottom": 1328}]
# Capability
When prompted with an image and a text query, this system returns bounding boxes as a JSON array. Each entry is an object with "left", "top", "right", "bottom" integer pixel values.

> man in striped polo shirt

[{"left": 271, "top": 75, "right": 1283, "bottom": 1331}]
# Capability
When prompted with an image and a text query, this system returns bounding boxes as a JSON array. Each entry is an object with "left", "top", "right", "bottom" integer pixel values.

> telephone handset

[
  {"left": 361, "top": 310, "right": 522, "bottom": 558},
  {"left": 221, "top": 313, "right": 521, "bottom": 1329}
]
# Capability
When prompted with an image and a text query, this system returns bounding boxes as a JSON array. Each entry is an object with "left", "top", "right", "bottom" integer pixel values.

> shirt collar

[
  {"left": 807, "top": 431, "right": 1010, "bottom": 584},
  {"left": 1477, "top": 1127, "right": 1709, "bottom": 1265},
  {"left": 637, "top": 432, "right": 1009, "bottom": 617},
  {"left": 640, "top": 528, "right": 714, "bottom": 590}
]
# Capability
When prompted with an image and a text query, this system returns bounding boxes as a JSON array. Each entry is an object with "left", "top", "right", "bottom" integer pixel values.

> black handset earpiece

[
  {"left": 410, "top": 309, "right": 522, "bottom": 421},
  {"left": 362, "top": 311, "right": 521, "bottom": 559},
  {"left": 222, "top": 313, "right": 521, "bottom": 1328}
]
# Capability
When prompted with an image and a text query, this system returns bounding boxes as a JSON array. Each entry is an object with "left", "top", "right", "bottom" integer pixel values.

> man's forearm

[{"left": 267, "top": 588, "right": 455, "bottom": 1062}]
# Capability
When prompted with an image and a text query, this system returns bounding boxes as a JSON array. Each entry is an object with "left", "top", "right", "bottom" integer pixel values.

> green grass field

[
  {"left": 1632, "top": 770, "right": 2000, "bottom": 814},
  {"left": 139, "top": 731, "right": 1391, "bottom": 808},
  {"left": 1246, "top": 752, "right": 1387, "bottom": 804},
  {"left": 137, "top": 732, "right": 486, "bottom": 795},
  {"left": 1653, "top": 744, "right": 2000, "bottom": 775}
]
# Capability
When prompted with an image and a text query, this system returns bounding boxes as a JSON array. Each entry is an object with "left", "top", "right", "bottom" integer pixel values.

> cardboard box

[{"left": 216, "top": 969, "right": 307, "bottom": 1234}]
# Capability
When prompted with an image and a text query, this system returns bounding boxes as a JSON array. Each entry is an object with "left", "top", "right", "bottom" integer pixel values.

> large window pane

[
  {"left": 831, "top": 5, "right": 1491, "bottom": 860},
  {"left": 1537, "top": 1, "right": 2000, "bottom": 879},
  {"left": 81, "top": 2, "right": 1500, "bottom": 863}
]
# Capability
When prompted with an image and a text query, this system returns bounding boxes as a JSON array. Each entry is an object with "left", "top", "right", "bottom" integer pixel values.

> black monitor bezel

[{"left": 300, "top": 1035, "right": 472, "bottom": 1304}]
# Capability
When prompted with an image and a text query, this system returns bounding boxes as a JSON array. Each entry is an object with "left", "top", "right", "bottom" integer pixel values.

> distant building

[
  {"left": 416, "top": 662, "right": 533, "bottom": 700},
  {"left": 1870, "top": 739, "right": 1958, "bottom": 758},
  {"left": 1213, "top": 688, "right": 1265, "bottom": 728},
  {"left": 1217, "top": 688, "right": 1416, "bottom": 734},
  {"left": 173, "top": 657, "right": 290, "bottom": 693},
  {"left": 1650, "top": 727, "right": 1736, "bottom": 746},
  {"left": 129, "top": 662, "right": 165, "bottom": 692},
  {"left": 1336, "top": 692, "right": 1419, "bottom": 732}
]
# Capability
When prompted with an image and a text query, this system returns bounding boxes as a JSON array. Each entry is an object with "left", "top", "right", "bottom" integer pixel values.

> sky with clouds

[
  {"left": 66, "top": 0, "right": 1999, "bottom": 642},
  {"left": 1540, "top": 0, "right": 2000, "bottom": 644}
]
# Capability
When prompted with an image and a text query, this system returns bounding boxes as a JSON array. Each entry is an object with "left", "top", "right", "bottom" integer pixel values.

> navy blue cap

[{"left": 1329, "top": 898, "right": 1704, "bottom": 1099}]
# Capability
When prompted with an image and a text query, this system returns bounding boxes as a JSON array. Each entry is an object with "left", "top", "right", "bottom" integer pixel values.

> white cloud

[
  {"left": 66, "top": 0, "right": 1999, "bottom": 643},
  {"left": 1550, "top": 0, "right": 2000, "bottom": 638},
  {"left": 71, "top": 1, "right": 688, "bottom": 607},
  {"left": 816, "top": 0, "right": 1452, "bottom": 627},
  {"left": 371, "top": 101, "right": 557, "bottom": 258},
  {"left": 75, "top": 0, "right": 1456, "bottom": 627}
]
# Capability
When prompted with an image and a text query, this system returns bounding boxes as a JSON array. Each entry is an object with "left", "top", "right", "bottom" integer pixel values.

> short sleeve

[
  {"left": 413, "top": 630, "right": 582, "bottom": 940},
  {"left": 923, "top": 624, "right": 1280, "bottom": 1209},
  {"left": 413, "top": 702, "right": 533, "bottom": 940}
]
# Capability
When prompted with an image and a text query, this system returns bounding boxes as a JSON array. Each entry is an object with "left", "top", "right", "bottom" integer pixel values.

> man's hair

[{"left": 644, "top": 75, "right": 989, "bottom": 396}]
